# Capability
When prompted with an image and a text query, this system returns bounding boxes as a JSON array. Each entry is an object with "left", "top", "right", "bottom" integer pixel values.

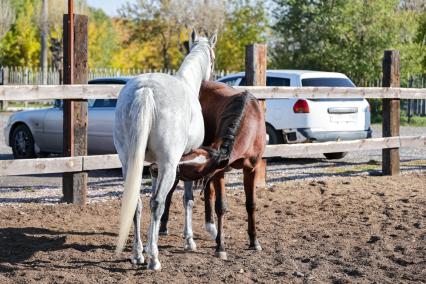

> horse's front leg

[
  {"left": 183, "top": 181, "right": 197, "bottom": 251},
  {"left": 146, "top": 165, "right": 177, "bottom": 270},
  {"left": 132, "top": 197, "right": 144, "bottom": 264},
  {"left": 204, "top": 181, "right": 217, "bottom": 239},
  {"left": 243, "top": 166, "right": 262, "bottom": 251},
  {"left": 212, "top": 171, "right": 228, "bottom": 260}
]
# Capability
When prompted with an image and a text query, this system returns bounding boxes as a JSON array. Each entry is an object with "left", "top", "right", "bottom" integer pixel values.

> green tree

[
  {"left": 0, "top": 0, "right": 40, "bottom": 66},
  {"left": 271, "top": 0, "right": 423, "bottom": 83},
  {"left": 416, "top": 11, "right": 426, "bottom": 74},
  {"left": 215, "top": 0, "right": 268, "bottom": 71},
  {"left": 88, "top": 7, "right": 120, "bottom": 68}
]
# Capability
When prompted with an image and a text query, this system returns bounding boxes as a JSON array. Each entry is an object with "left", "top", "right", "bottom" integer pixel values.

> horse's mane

[{"left": 216, "top": 91, "right": 257, "bottom": 163}]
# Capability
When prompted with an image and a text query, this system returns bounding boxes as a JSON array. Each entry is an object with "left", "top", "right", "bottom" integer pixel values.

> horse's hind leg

[
  {"left": 120, "top": 161, "right": 144, "bottom": 264},
  {"left": 204, "top": 181, "right": 217, "bottom": 239},
  {"left": 159, "top": 178, "right": 178, "bottom": 236},
  {"left": 212, "top": 171, "right": 228, "bottom": 260},
  {"left": 183, "top": 181, "right": 197, "bottom": 251},
  {"left": 132, "top": 197, "right": 144, "bottom": 264},
  {"left": 146, "top": 164, "right": 178, "bottom": 270},
  {"left": 243, "top": 166, "right": 262, "bottom": 251}
]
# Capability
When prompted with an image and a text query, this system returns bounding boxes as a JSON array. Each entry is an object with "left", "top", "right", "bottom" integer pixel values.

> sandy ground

[{"left": 0, "top": 173, "right": 425, "bottom": 283}]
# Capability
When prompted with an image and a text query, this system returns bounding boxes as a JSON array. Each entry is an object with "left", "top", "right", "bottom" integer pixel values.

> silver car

[{"left": 4, "top": 78, "right": 130, "bottom": 158}]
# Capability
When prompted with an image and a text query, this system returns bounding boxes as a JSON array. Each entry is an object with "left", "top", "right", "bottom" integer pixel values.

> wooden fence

[
  {"left": 0, "top": 66, "right": 233, "bottom": 85},
  {"left": 1, "top": 85, "right": 426, "bottom": 174},
  {"left": 1, "top": 46, "right": 426, "bottom": 205}
]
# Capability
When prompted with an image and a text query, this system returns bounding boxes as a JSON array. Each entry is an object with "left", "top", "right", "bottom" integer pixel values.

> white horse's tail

[{"left": 116, "top": 88, "right": 155, "bottom": 254}]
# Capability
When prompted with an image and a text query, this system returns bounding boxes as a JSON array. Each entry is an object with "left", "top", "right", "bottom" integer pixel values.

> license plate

[{"left": 330, "top": 113, "right": 357, "bottom": 122}]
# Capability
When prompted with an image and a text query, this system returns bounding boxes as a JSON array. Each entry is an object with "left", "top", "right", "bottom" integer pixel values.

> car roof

[
  {"left": 88, "top": 77, "right": 133, "bottom": 84},
  {"left": 219, "top": 70, "right": 349, "bottom": 80}
]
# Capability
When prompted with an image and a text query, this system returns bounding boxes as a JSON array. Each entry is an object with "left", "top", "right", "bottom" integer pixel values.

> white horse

[{"left": 114, "top": 30, "right": 216, "bottom": 270}]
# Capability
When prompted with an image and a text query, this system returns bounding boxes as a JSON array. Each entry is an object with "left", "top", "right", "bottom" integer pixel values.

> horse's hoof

[
  {"left": 184, "top": 238, "right": 197, "bottom": 251},
  {"left": 205, "top": 223, "right": 217, "bottom": 240},
  {"left": 159, "top": 229, "right": 168, "bottom": 236},
  {"left": 131, "top": 255, "right": 144, "bottom": 265},
  {"left": 249, "top": 240, "right": 262, "bottom": 251},
  {"left": 147, "top": 259, "right": 161, "bottom": 271},
  {"left": 214, "top": 251, "right": 227, "bottom": 260}
]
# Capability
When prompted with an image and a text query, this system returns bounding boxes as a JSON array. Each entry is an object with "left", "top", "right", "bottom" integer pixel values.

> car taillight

[{"left": 293, "top": 99, "right": 310, "bottom": 113}]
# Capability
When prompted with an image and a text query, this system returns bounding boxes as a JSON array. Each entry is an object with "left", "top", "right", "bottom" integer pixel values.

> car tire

[
  {"left": 323, "top": 152, "right": 347, "bottom": 160},
  {"left": 266, "top": 124, "right": 283, "bottom": 145},
  {"left": 11, "top": 124, "right": 36, "bottom": 159}
]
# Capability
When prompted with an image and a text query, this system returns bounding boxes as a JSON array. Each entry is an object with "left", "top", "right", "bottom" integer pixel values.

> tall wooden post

[
  {"left": 246, "top": 44, "right": 267, "bottom": 187},
  {"left": 382, "top": 50, "right": 400, "bottom": 176},
  {"left": 62, "top": 0, "right": 88, "bottom": 204}
]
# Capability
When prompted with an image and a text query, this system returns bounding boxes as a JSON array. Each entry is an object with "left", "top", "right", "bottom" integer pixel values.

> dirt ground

[{"left": 0, "top": 173, "right": 425, "bottom": 284}]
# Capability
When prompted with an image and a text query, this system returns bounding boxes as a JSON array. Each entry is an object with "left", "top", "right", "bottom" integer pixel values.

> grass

[
  {"left": 400, "top": 115, "right": 426, "bottom": 127},
  {"left": 372, "top": 113, "right": 426, "bottom": 127}
]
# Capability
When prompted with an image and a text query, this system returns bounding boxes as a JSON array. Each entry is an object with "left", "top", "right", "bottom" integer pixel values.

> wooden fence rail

[
  {"left": 1, "top": 85, "right": 426, "bottom": 101},
  {"left": 1, "top": 136, "right": 425, "bottom": 177}
]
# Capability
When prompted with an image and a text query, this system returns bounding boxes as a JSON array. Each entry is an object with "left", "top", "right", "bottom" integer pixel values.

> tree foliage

[
  {"left": 0, "top": 0, "right": 40, "bottom": 66},
  {"left": 88, "top": 7, "right": 120, "bottom": 68},
  {"left": 215, "top": 0, "right": 268, "bottom": 70},
  {"left": 271, "top": 0, "right": 424, "bottom": 82},
  {"left": 416, "top": 11, "right": 426, "bottom": 74}
]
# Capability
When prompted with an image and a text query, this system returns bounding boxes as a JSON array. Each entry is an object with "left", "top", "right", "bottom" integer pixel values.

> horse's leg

[
  {"left": 243, "top": 166, "right": 262, "bottom": 251},
  {"left": 183, "top": 181, "right": 197, "bottom": 251},
  {"left": 213, "top": 171, "right": 228, "bottom": 260},
  {"left": 132, "top": 197, "right": 144, "bottom": 264},
  {"left": 146, "top": 164, "right": 177, "bottom": 270},
  {"left": 120, "top": 161, "right": 145, "bottom": 264},
  {"left": 159, "top": 177, "right": 178, "bottom": 236},
  {"left": 204, "top": 181, "right": 217, "bottom": 239}
]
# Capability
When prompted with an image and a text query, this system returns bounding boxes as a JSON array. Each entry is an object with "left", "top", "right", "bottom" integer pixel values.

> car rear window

[
  {"left": 301, "top": 78, "right": 355, "bottom": 87},
  {"left": 93, "top": 99, "right": 117, "bottom": 108},
  {"left": 239, "top": 76, "right": 290, "bottom": 86}
]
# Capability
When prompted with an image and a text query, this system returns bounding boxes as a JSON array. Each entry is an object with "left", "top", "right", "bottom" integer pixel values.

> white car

[{"left": 218, "top": 70, "right": 372, "bottom": 159}]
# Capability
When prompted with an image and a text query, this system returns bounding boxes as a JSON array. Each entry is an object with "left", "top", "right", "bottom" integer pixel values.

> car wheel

[
  {"left": 266, "top": 124, "right": 283, "bottom": 145},
  {"left": 11, "top": 124, "right": 36, "bottom": 159},
  {"left": 323, "top": 152, "right": 347, "bottom": 160}
]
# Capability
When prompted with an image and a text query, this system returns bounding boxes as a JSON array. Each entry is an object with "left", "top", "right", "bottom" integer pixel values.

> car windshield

[{"left": 301, "top": 77, "right": 355, "bottom": 87}]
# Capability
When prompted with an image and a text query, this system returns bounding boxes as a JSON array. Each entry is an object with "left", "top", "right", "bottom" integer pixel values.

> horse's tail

[{"left": 116, "top": 88, "right": 155, "bottom": 254}]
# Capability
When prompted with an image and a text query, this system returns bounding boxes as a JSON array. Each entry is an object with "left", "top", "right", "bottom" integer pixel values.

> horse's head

[
  {"left": 189, "top": 29, "right": 217, "bottom": 81},
  {"left": 178, "top": 146, "right": 226, "bottom": 181}
]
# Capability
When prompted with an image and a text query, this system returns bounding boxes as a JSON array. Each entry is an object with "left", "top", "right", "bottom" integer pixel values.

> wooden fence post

[
  {"left": 382, "top": 50, "right": 400, "bottom": 175},
  {"left": 62, "top": 7, "right": 89, "bottom": 204},
  {"left": 0, "top": 67, "right": 9, "bottom": 110},
  {"left": 246, "top": 44, "right": 267, "bottom": 187}
]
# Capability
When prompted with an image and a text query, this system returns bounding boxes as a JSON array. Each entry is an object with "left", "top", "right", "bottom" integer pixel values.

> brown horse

[{"left": 159, "top": 80, "right": 266, "bottom": 259}]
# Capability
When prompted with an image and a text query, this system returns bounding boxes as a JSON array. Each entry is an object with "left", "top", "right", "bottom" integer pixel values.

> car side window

[
  {"left": 221, "top": 77, "right": 240, "bottom": 86},
  {"left": 267, "top": 76, "right": 290, "bottom": 86},
  {"left": 239, "top": 76, "right": 291, "bottom": 87},
  {"left": 53, "top": 99, "right": 95, "bottom": 108},
  {"left": 93, "top": 99, "right": 117, "bottom": 108}
]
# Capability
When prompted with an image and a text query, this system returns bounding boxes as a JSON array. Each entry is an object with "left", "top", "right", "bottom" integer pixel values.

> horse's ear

[
  {"left": 190, "top": 28, "right": 198, "bottom": 46},
  {"left": 209, "top": 32, "right": 217, "bottom": 48}
]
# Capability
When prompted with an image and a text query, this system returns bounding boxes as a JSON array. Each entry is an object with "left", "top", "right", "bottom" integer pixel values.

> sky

[{"left": 86, "top": 0, "right": 136, "bottom": 16}]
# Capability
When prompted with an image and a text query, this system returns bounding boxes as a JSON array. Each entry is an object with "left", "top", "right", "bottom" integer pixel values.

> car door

[
  {"left": 88, "top": 99, "right": 117, "bottom": 154},
  {"left": 41, "top": 104, "right": 63, "bottom": 153}
]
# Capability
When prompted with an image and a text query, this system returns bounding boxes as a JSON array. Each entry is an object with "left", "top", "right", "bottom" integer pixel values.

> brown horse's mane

[{"left": 215, "top": 90, "right": 257, "bottom": 164}]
